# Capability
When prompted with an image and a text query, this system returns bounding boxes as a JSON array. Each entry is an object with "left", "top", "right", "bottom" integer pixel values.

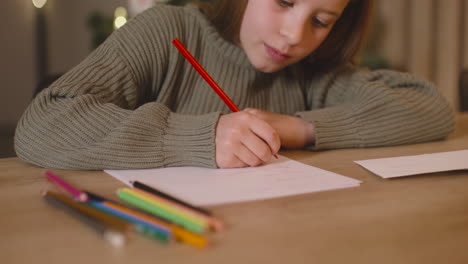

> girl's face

[{"left": 239, "top": 0, "right": 349, "bottom": 73}]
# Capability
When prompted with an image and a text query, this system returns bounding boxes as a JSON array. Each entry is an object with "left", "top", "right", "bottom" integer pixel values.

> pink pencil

[{"left": 45, "top": 171, "right": 88, "bottom": 202}]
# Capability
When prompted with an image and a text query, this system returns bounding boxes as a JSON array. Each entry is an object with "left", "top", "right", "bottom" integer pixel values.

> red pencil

[
  {"left": 172, "top": 38, "right": 240, "bottom": 112},
  {"left": 172, "top": 38, "right": 278, "bottom": 158}
]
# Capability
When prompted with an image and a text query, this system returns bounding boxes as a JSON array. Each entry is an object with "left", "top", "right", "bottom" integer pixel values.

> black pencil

[
  {"left": 131, "top": 181, "right": 212, "bottom": 216},
  {"left": 42, "top": 191, "right": 127, "bottom": 247},
  {"left": 84, "top": 190, "right": 122, "bottom": 204}
]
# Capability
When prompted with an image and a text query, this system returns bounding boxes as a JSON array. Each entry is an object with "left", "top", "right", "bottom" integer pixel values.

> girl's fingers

[
  {"left": 234, "top": 143, "right": 264, "bottom": 167},
  {"left": 216, "top": 151, "right": 245, "bottom": 168},
  {"left": 239, "top": 131, "right": 274, "bottom": 163},
  {"left": 246, "top": 119, "right": 281, "bottom": 157},
  {"left": 215, "top": 112, "right": 281, "bottom": 168}
]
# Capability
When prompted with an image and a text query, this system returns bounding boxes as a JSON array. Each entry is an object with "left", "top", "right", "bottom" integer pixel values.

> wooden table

[{"left": 1, "top": 114, "right": 467, "bottom": 264}]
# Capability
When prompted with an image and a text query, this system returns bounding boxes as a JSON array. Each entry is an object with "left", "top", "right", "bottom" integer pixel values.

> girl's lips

[{"left": 264, "top": 44, "right": 289, "bottom": 62}]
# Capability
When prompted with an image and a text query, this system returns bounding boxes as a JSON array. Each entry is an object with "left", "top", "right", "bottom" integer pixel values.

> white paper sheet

[
  {"left": 105, "top": 155, "right": 361, "bottom": 206},
  {"left": 354, "top": 149, "right": 468, "bottom": 178}
]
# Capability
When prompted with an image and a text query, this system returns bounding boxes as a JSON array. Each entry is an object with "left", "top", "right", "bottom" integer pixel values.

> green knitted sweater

[{"left": 14, "top": 5, "right": 454, "bottom": 170}]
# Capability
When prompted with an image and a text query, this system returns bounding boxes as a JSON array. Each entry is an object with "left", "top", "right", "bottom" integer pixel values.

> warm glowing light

[
  {"left": 114, "top": 7, "right": 128, "bottom": 18},
  {"left": 114, "top": 17, "right": 127, "bottom": 29},
  {"left": 32, "top": 0, "right": 47, "bottom": 8},
  {"left": 114, "top": 7, "right": 128, "bottom": 29}
]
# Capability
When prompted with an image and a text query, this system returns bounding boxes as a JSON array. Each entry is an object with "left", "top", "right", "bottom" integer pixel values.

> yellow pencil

[
  {"left": 120, "top": 188, "right": 209, "bottom": 227},
  {"left": 102, "top": 201, "right": 209, "bottom": 248},
  {"left": 44, "top": 191, "right": 131, "bottom": 232}
]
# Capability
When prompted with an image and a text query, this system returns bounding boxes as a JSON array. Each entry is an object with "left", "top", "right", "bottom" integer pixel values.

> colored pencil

[
  {"left": 132, "top": 181, "right": 212, "bottom": 216},
  {"left": 94, "top": 198, "right": 208, "bottom": 248},
  {"left": 172, "top": 38, "right": 278, "bottom": 159},
  {"left": 123, "top": 188, "right": 208, "bottom": 227},
  {"left": 117, "top": 188, "right": 208, "bottom": 234},
  {"left": 86, "top": 190, "right": 176, "bottom": 225},
  {"left": 86, "top": 190, "right": 177, "bottom": 224},
  {"left": 42, "top": 191, "right": 127, "bottom": 247},
  {"left": 90, "top": 202, "right": 173, "bottom": 236},
  {"left": 85, "top": 190, "right": 176, "bottom": 243},
  {"left": 85, "top": 190, "right": 207, "bottom": 247},
  {"left": 88, "top": 201, "right": 172, "bottom": 243},
  {"left": 85, "top": 190, "right": 125, "bottom": 206},
  {"left": 172, "top": 38, "right": 240, "bottom": 112},
  {"left": 45, "top": 171, "right": 88, "bottom": 202},
  {"left": 131, "top": 183, "right": 224, "bottom": 231},
  {"left": 44, "top": 191, "right": 131, "bottom": 232},
  {"left": 118, "top": 187, "right": 208, "bottom": 229}
]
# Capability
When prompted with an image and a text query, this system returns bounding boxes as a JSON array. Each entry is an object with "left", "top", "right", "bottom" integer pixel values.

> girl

[{"left": 15, "top": 0, "right": 454, "bottom": 170}]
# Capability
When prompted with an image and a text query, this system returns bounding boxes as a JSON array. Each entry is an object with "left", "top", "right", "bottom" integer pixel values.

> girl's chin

[
  {"left": 246, "top": 51, "right": 289, "bottom": 73},
  {"left": 251, "top": 61, "right": 286, "bottom": 73},
  {"left": 258, "top": 67, "right": 282, "bottom": 73}
]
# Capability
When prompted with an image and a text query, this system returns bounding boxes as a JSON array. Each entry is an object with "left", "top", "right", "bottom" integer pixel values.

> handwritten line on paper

[
  {"left": 354, "top": 149, "right": 468, "bottom": 179},
  {"left": 105, "top": 155, "right": 361, "bottom": 206}
]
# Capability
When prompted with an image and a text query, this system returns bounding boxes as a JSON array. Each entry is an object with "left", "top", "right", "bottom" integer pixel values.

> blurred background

[{"left": 1, "top": 0, "right": 467, "bottom": 158}]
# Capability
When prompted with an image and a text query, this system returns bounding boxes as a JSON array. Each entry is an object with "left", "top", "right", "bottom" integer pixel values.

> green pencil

[{"left": 117, "top": 189, "right": 207, "bottom": 234}]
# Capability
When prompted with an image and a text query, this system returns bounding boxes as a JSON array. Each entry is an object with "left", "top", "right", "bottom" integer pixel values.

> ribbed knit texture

[{"left": 14, "top": 5, "right": 455, "bottom": 170}]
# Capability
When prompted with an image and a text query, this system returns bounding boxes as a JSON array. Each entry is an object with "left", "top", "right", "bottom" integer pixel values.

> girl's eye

[
  {"left": 312, "top": 17, "right": 329, "bottom": 28},
  {"left": 278, "top": 0, "right": 294, "bottom": 8}
]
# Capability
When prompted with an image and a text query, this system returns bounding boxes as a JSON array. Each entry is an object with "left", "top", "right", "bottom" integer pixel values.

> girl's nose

[{"left": 279, "top": 17, "right": 307, "bottom": 46}]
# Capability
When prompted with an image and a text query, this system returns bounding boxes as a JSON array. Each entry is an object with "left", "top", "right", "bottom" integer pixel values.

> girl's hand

[
  {"left": 215, "top": 112, "right": 281, "bottom": 168},
  {"left": 243, "top": 108, "right": 315, "bottom": 149}
]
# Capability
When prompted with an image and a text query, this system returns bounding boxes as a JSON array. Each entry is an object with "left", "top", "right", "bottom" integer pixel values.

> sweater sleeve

[
  {"left": 14, "top": 7, "right": 220, "bottom": 170},
  {"left": 296, "top": 66, "right": 455, "bottom": 150}
]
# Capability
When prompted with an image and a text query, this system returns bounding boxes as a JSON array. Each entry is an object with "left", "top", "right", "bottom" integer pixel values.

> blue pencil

[{"left": 88, "top": 201, "right": 172, "bottom": 243}]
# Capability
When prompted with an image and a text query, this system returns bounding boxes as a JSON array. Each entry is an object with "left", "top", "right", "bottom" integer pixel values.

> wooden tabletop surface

[{"left": 1, "top": 114, "right": 467, "bottom": 264}]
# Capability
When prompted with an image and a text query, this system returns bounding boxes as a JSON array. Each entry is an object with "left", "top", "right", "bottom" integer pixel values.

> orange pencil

[{"left": 102, "top": 201, "right": 209, "bottom": 248}]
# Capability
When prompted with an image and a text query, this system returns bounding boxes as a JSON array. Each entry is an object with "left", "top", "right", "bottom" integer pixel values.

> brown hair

[
  {"left": 200, "top": 0, "right": 374, "bottom": 72},
  {"left": 311, "top": 0, "right": 374, "bottom": 71},
  {"left": 200, "top": 0, "right": 247, "bottom": 42}
]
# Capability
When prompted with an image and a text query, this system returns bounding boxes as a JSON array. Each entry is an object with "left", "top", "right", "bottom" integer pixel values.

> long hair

[
  {"left": 310, "top": 0, "right": 374, "bottom": 72},
  {"left": 201, "top": 0, "right": 374, "bottom": 72},
  {"left": 200, "top": 0, "right": 247, "bottom": 42}
]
